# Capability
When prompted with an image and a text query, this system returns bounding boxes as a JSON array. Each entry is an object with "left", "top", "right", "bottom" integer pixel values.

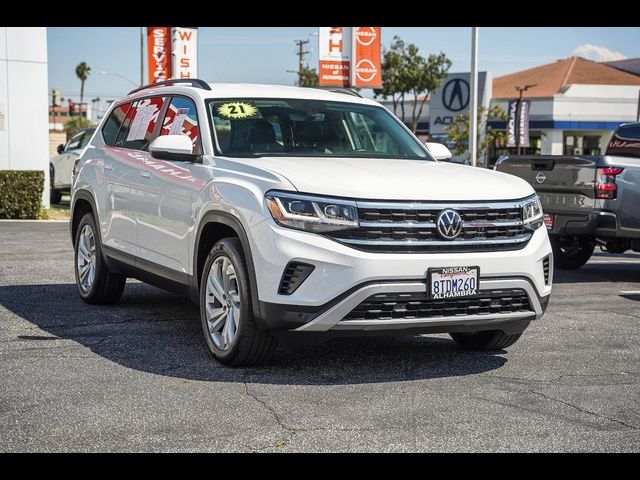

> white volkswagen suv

[{"left": 70, "top": 79, "right": 552, "bottom": 366}]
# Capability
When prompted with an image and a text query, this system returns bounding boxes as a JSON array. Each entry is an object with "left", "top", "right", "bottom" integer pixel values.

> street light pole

[
  {"left": 469, "top": 27, "right": 479, "bottom": 167},
  {"left": 99, "top": 71, "right": 138, "bottom": 87},
  {"left": 515, "top": 83, "right": 536, "bottom": 155},
  {"left": 140, "top": 27, "right": 144, "bottom": 86}
]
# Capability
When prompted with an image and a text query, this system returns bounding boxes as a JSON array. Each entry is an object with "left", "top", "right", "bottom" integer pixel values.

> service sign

[
  {"left": 352, "top": 27, "right": 382, "bottom": 88},
  {"left": 172, "top": 27, "right": 198, "bottom": 79},
  {"left": 319, "top": 27, "right": 351, "bottom": 87},
  {"left": 147, "top": 27, "right": 171, "bottom": 83}
]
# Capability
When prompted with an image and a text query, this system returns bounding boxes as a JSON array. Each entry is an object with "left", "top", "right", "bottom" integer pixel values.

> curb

[{"left": 0, "top": 219, "right": 69, "bottom": 223}]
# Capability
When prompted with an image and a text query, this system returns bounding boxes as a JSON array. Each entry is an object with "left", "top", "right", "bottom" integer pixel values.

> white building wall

[
  {"left": 0, "top": 27, "right": 50, "bottom": 207},
  {"left": 553, "top": 84, "right": 640, "bottom": 122}
]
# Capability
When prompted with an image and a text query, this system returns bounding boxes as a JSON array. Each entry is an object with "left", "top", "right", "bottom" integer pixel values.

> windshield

[{"left": 207, "top": 98, "right": 431, "bottom": 160}]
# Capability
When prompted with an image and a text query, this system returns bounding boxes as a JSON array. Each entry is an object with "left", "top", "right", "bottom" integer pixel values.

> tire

[
  {"left": 74, "top": 212, "right": 126, "bottom": 304},
  {"left": 200, "top": 237, "right": 277, "bottom": 367},
  {"left": 550, "top": 235, "right": 595, "bottom": 270},
  {"left": 50, "top": 166, "right": 62, "bottom": 205},
  {"left": 450, "top": 330, "right": 522, "bottom": 351}
]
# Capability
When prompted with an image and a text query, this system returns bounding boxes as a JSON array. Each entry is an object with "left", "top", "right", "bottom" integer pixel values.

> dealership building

[{"left": 382, "top": 56, "right": 640, "bottom": 164}]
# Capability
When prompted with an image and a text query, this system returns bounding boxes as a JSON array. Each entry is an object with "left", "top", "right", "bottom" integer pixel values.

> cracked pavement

[{"left": 1, "top": 221, "right": 639, "bottom": 452}]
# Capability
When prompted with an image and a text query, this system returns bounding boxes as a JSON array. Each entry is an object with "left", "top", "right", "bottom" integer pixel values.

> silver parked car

[{"left": 50, "top": 128, "right": 95, "bottom": 204}]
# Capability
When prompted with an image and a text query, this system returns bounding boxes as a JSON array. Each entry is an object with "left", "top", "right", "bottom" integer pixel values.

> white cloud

[{"left": 573, "top": 44, "right": 627, "bottom": 62}]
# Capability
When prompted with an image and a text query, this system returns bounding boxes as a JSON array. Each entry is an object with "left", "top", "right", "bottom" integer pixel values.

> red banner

[
  {"left": 147, "top": 27, "right": 171, "bottom": 83},
  {"left": 352, "top": 27, "right": 382, "bottom": 88}
]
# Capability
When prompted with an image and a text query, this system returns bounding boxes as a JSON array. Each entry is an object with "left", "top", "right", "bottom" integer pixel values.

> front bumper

[{"left": 249, "top": 219, "right": 552, "bottom": 332}]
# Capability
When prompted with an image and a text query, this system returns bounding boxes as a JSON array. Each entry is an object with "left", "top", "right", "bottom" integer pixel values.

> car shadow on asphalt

[
  {"left": 553, "top": 262, "right": 640, "bottom": 284},
  {"left": 0, "top": 282, "right": 510, "bottom": 384}
]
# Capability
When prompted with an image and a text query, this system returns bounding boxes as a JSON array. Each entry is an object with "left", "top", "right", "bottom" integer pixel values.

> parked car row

[{"left": 49, "top": 127, "right": 95, "bottom": 204}]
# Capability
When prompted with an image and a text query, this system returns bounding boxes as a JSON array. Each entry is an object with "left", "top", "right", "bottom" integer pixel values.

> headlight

[
  {"left": 522, "top": 195, "right": 543, "bottom": 230},
  {"left": 265, "top": 191, "right": 358, "bottom": 232}
]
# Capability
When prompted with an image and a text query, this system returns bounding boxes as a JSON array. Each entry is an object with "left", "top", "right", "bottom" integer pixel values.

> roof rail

[
  {"left": 128, "top": 78, "right": 211, "bottom": 95},
  {"left": 312, "top": 86, "right": 363, "bottom": 98}
]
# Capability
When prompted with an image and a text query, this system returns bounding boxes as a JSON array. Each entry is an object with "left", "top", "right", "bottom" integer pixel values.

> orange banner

[
  {"left": 147, "top": 27, "right": 171, "bottom": 83},
  {"left": 352, "top": 27, "right": 382, "bottom": 88}
]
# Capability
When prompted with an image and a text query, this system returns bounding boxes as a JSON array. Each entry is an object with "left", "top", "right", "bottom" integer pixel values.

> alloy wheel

[{"left": 205, "top": 256, "right": 241, "bottom": 350}]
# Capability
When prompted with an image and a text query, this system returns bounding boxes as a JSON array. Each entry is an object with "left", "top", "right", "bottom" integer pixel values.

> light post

[
  {"left": 99, "top": 71, "right": 138, "bottom": 87},
  {"left": 515, "top": 83, "right": 536, "bottom": 155}
]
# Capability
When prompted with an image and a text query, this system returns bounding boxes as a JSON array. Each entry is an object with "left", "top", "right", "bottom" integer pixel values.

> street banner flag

[
  {"left": 518, "top": 100, "right": 530, "bottom": 148},
  {"left": 352, "top": 27, "right": 382, "bottom": 88},
  {"left": 147, "top": 27, "right": 171, "bottom": 83},
  {"left": 171, "top": 27, "right": 198, "bottom": 79},
  {"left": 507, "top": 100, "right": 517, "bottom": 147},
  {"left": 319, "top": 27, "right": 351, "bottom": 87}
]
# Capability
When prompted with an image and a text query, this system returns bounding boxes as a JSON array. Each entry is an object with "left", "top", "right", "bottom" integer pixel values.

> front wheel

[
  {"left": 550, "top": 235, "right": 595, "bottom": 270},
  {"left": 450, "top": 330, "right": 522, "bottom": 351},
  {"left": 200, "top": 237, "right": 277, "bottom": 367}
]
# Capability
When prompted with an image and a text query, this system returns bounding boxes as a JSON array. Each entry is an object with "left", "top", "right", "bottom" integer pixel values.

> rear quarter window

[{"left": 102, "top": 103, "right": 132, "bottom": 146}]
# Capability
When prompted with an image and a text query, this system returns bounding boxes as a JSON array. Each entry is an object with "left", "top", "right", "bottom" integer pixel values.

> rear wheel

[
  {"left": 200, "top": 237, "right": 277, "bottom": 366},
  {"left": 550, "top": 235, "right": 595, "bottom": 270},
  {"left": 450, "top": 330, "right": 522, "bottom": 351},
  {"left": 74, "top": 213, "right": 126, "bottom": 304}
]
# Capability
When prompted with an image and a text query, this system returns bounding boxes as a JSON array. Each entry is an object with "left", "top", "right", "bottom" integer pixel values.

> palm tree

[{"left": 75, "top": 62, "right": 91, "bottom": 105}]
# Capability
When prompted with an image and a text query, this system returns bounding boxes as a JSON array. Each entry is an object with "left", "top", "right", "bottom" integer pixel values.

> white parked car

[
  {"left": 50, "top": 127, "right": 95, "bottom": 204},
  {"left": 70, "top": 79, "right": 552, "bottom": 366}
]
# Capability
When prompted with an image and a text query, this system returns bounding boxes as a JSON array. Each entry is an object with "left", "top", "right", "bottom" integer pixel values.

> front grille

[
  {"left": 543, "top": 255, "right": 550, "bottom": 285},
  {"left": 343, "top": 289, "right": 532, "bottom": 321},
  {"left": 327, "top": 200, "right": 532, "bottom": 253}
]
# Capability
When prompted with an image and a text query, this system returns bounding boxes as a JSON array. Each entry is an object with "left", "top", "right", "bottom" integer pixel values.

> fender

[
  {"left": 70, "top": 189, "right": 99, "bottom": 244},
  {"left": 192, "top": 211, "right": 267, "bottom": 328}
]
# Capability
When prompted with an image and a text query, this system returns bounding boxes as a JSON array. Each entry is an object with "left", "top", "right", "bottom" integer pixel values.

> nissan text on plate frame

[{"left": 69, "top": 79, "right": 553, "bottom": 366}]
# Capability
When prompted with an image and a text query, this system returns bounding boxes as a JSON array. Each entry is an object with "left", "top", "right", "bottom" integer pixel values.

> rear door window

[{"left": 116, "top": 96, "right": 168, "bottom": 151}]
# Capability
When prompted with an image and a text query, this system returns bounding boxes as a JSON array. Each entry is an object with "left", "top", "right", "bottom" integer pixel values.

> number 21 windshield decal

[{"left": 216, "top": 102, "right": 261, "bottom": 120}]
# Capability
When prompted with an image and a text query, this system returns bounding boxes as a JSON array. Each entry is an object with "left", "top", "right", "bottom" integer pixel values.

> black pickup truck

[{"left": 495, "top": 122, "right": 640, "bottom": 269}]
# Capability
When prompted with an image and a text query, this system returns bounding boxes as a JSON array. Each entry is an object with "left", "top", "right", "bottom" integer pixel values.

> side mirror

[
  {"left": 57, "top": 144, "right": 65, "bottom": 154},
  {"left": 149, "top": 135, "right": 197, "bottom": 162},
  {"left": 425, "top": 142, "right": 452, "bottom": 161}
]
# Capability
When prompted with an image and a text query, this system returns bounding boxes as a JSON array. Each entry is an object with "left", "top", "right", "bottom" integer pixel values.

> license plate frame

[{"left": 427, "top": 266, "right": 480, "bottom": 300}]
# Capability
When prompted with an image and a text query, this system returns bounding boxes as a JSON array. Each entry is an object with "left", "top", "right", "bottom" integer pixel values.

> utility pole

[
  {"left": 294, "top": 39, "right": 310, "bottom": 85},
  {"left": 515, "top": 83, "right": 537, "bottom": 155},
  {"left": 469, "top": 27, "right": 479, "bottom": 167}
]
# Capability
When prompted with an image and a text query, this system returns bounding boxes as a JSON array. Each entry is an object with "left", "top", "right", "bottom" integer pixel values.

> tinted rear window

[{"left": 102, "top": 103, "right": 131, "bottom": 146}]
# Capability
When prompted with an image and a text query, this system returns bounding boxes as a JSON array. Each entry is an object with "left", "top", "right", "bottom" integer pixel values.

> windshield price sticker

[{"left": 217, "top": 102, "right": 261, "bottom": 120}]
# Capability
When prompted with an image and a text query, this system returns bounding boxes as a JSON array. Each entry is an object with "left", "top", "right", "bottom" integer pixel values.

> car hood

[{"left": 249, "top": 156, "right": 535, "bottom": 201}]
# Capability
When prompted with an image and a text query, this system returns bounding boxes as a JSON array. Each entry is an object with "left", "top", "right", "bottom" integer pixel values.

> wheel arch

[
  {"left": 192, "top": 212, "right": 265, "bottom": 327},
  {"left": 71, "top": 189, "right": 99, "bottom": 244}
]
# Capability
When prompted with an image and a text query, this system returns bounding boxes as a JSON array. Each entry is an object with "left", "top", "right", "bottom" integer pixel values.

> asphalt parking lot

[{"left": 1, "top": 221, "right": 639, "bottom": 452}]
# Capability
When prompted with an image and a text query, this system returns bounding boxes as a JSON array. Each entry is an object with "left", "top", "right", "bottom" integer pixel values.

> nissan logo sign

[{"left": 536, "top": 172, "right": 547, "bottom": 184}]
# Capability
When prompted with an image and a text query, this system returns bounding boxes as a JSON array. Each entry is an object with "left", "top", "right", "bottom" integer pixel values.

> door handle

[
  {"left": 103, "top": 161, "right": 113, "bottom": 171},
  {"left": 140, "top": 169, "right": 152, "bottom": 178}
]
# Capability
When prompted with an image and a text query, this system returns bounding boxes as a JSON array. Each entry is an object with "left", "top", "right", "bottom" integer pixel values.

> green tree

[
  {"left": 444, "top": 105, "right": 509, "bottom": 165},
  {"left": 75, "top": 62, "right": 91, "bottom": 105},
  {"left": 374, "top": 36, "right": 452, "bottom": 133},
  {"left": 63, "top": 116, "right": 92, "bottom": 139},
  {"left": 297, "top": 66, "right": 319, "bottom": 87}
]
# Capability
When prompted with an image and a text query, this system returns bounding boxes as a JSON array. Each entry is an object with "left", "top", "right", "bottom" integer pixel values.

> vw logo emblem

[
  {"left": 535, "top": 172, "right": 546, "bottom": 184},
  {"left": 442, "top": 78, "right": 470, "bottom": 112},
  {"left": 436, "top": 209, "right": 463, "bottom": 240}
]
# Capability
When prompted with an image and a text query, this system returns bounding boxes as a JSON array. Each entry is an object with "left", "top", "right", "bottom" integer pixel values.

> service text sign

[{"left": 147, "top": 27, "right": 171, "bottom": 83}]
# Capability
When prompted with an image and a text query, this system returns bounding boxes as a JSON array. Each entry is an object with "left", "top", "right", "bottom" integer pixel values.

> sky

[{"left": 47, "top": 27, "right": 640, "bottom": 115}]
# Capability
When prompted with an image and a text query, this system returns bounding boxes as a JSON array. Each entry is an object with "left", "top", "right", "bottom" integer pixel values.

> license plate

[
  {"left": 427, "top": 266, "right": 479, "bottom": 300},
  {"left": 543, "top": 213, "right": 554, "bottom": 230}
]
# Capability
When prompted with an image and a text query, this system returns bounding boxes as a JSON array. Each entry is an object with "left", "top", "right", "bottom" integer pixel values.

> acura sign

[{"left": 429, "top": 72, "right": 492, "bottom": 141}]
